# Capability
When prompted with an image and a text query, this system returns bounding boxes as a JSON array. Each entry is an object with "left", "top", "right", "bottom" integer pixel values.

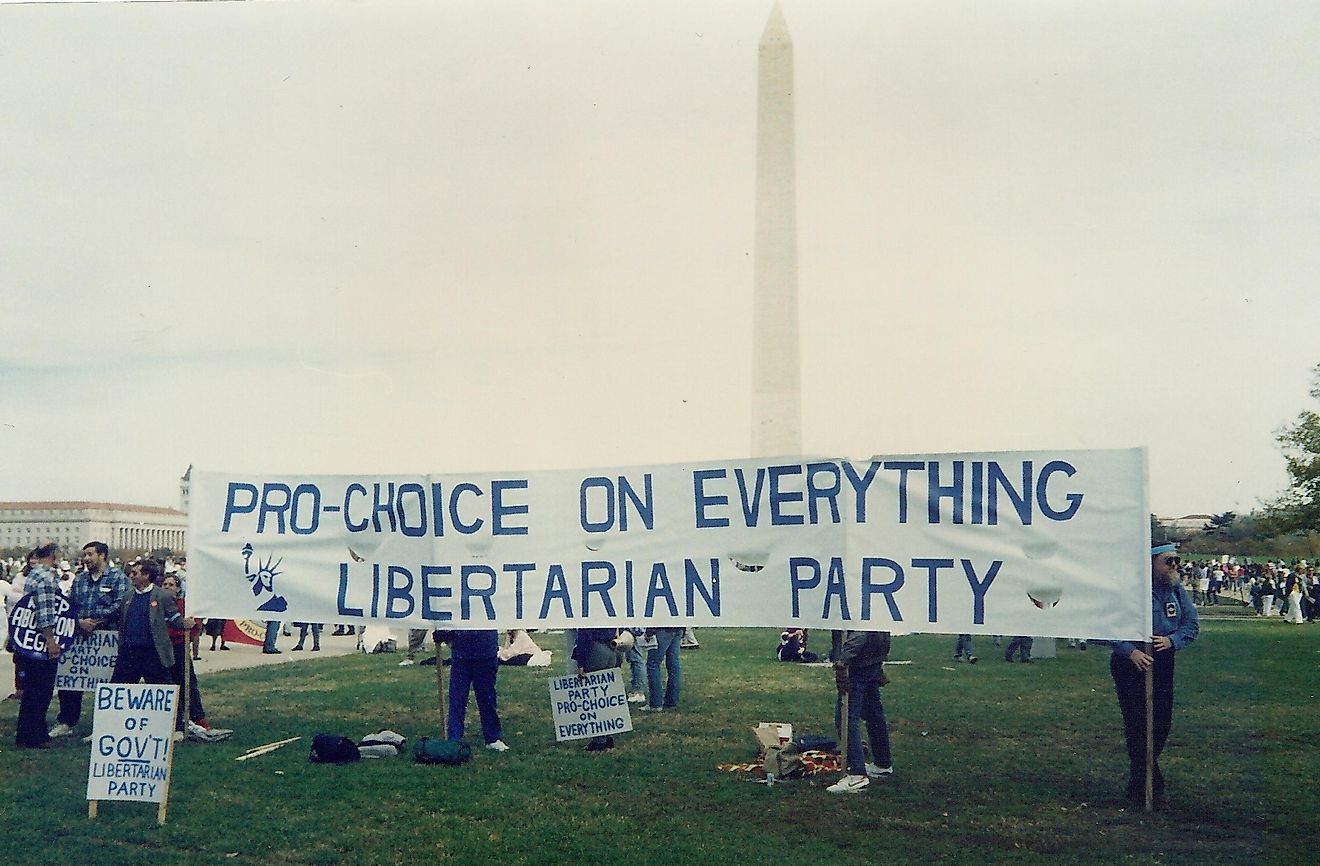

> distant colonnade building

[{"left": 0, "top": 501, "right": 188, "bottom": 554}]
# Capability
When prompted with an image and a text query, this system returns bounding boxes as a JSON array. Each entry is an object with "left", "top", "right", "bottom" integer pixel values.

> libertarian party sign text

[
  {"left": 188, "top": 450, "right": 1151, "bottom": 640},
  {"left": 87, "top": 684, "right": 177, "bottom": 803},
  {"left": 549, "top": 669, "right": 633, "bottom": 742},
  {"left": 56, "top": 631, "right": 120, "bottom": 693}
]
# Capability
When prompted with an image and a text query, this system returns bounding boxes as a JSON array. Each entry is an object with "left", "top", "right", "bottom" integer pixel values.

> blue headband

[{"left": 1151, "top": 543, "right": 1178, "bottom": 557}]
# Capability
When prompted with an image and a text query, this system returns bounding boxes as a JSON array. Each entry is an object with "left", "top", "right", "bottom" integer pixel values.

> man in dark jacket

[
  {"left": 827, "top": 629, "right": 893, "bottom": 794},
  {"left": 110, "top": 559, "right": 182, "bottom": 687},
  {"left": 573, "top": 628, "right": 624, "bottom": 751}
]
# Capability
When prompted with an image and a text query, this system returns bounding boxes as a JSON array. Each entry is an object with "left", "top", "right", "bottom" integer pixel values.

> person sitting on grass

[
  {"left": 777, "top": 627, "right": 820, "bottom": 663},
  {"left": 497, "top": 629, "right": 543, "bottom": 666}
]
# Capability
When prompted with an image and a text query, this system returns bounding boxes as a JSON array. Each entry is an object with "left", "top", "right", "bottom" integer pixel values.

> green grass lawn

[{"left": 2, "top": 613, "right": 1309, "bottom": 865}]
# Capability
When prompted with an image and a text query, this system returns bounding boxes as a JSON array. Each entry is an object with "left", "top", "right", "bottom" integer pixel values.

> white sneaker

[
  {"left": 397, "top": 658, "right": 416, "bottom": 667},
  {"left": 865, "top": 763, "right": 893, "bottom": 778},
  {"left": 627, "top": 692, "right": 646, "bottom": 703},
  {"left": 827, "top": 774, "right": 870, "bottom": 794},
  {"left": 48, "top": 723, "right": 74, "bottom": 738},
  {"left": 82, "top": 734, "right": 93, "bottom": 744},
  {"left": 485, "top": 740, "right": 510, "bottom": 752},
  {"left": 172, "top": 731, "right": 185, "bottom": 742}
]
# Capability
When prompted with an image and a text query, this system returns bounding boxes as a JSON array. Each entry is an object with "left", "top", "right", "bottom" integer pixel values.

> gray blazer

[{"left": 117, "top": 585, "right": 180, "bottom": 669}]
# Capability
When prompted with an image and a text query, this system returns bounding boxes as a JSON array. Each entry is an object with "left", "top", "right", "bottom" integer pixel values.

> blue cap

[{"left": 1151, "top": 543, "right": 1178, "bottom": 556}]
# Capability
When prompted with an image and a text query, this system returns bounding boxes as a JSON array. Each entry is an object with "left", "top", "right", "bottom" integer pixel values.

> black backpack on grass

[{"left": 309, "top": 733, "right": 361, "bottom": 765}]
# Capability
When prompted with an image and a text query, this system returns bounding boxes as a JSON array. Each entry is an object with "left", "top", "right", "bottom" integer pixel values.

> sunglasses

[{"left": 1161, "top": 556, "right": 1181, "bottom": 566}]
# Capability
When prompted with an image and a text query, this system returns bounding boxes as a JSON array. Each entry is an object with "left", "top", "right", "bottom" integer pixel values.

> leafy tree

[
  {"left": 1264, "top": 364, "right": 1320, "bottom": 536},
  {"left": 1202, "top": 512, "right": 1237, "bottom": 535}
]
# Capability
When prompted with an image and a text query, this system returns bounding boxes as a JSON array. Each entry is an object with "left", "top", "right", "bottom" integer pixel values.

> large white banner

[{"left": 187, "top": 450, "right": 1151, "bottom": 641}]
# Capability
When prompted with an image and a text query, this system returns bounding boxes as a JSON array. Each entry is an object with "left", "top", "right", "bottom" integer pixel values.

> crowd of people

[
  {"left": 3, "top": 542, "right": 220, "bottom": 749},
  {"left": 4, "top": 538, "right": 1305, "bottom": 804},
  {"left": 1175, "top": 558, "right": 1320, "bottom": 623}
]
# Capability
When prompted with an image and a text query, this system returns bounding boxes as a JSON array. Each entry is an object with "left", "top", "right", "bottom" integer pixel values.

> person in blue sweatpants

[{"left": 446, "top": 630, "right": 508, "bottom": 751}]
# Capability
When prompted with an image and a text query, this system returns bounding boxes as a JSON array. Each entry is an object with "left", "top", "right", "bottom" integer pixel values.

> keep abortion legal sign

[{"left": 186, "top": 449, "right": 1152, "bottom": 641}]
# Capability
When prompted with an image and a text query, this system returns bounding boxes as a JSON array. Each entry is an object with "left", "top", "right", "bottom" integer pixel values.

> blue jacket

[
  {"left": 1111, "top": 580, "right": 1199, "bottom": 659},
  {"left": 449, "top": 629, "right": 499, "bottom": 660}
]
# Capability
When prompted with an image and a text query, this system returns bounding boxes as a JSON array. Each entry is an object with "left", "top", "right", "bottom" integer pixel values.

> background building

[{"left": 0, "top": 501, "right": 187, "bottom": 556}]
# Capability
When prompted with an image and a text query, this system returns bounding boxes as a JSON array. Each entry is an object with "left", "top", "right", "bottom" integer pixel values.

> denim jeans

[
  {"left": 626, "top": 644, "right": 645, "bottom": 692},
  {"left": 845, "top": 671, "right": 892, "bottom": 775},
  {"left": 294, "top": 623, "right": 322, "bottom": 650},
  {"left": 1004, "top": 636, "right": 1033, "bottom": 661},
  {"left": 954, "top": 634, "right": 973, "bottom": 659},
  {"left": 646, "top": 628, "right": 682, "bottom": 709},
  {"left": 263, "top": 621, "right": 281, "bottom": 652}
]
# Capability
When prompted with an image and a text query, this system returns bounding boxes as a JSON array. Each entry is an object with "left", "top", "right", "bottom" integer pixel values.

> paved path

[{"left": 1, "top": 628, "right": 371, "bottom": 701}]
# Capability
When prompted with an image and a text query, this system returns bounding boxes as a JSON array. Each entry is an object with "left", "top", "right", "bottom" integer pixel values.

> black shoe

[
  {"left": 292, "top": 646, "right": 304, "bottom": 651},
  {"left": 1021, "top": 658, "right": 1033, "bottom": 664},
  {"left": 220, "top": 645, "right": 230, "bottom": 651},
  {"left": 312, "top": 646, "right": 321, "bottom": 652},
  {"left": 263, "top": 649, "right": 282, "bottom": 655}
]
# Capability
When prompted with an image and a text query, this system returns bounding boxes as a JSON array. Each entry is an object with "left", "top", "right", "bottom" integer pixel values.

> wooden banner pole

[
  {"left": 235, "top": 736, "right": 302, "bottom": 761},
  {"left": 159, "top": 684, "right": 181, "bottom": 825},
  {"left": 838, "top": 670, "right": 849, "bottom": 769},
  {"left": 434, "top": 632, "right": 447, "bottom": 737},
  {"left": 1144, "top": 641, "right": 1154, "bottom": 812},
  {"left": 182, "top": 646, "right": 192, "bottom": 738}
]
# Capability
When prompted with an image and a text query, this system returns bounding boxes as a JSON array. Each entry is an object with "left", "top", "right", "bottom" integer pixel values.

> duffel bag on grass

[{"left": 413, "top": 736, "right": 472, "bottom": 766}]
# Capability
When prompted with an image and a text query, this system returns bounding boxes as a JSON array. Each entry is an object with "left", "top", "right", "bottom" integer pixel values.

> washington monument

[{"left": 751, "top": 3, "right": 802, "bottom": 459}]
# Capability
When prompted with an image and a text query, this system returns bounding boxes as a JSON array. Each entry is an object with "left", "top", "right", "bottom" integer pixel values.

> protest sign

[
  {"left": 56, "top": 630, "right": 120, "bottom": 692},
  {"left": 87, "top": 683, "right": 179, "bottom": 823},
  {"left": 549, "top": 668, "right": 633, "bottom": 742},
  {"left": 7, "top": 591, "right": 77, "bottom": 662},
  {"left": 187, "top": 449, "right": 1151, "bottom": 641}
]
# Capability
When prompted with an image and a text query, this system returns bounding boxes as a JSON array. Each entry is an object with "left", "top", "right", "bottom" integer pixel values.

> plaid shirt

[
  {"left": 69, "top": 566, "right": 129, "bottom": 626},
  {"left": 25, "top": 563, "right": 65, "bottom": 631}
]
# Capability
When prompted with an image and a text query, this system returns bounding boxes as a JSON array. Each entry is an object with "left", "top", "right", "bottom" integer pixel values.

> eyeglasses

[{"left": 1161, "top": 556, "right": 1181, "bottom": 566}]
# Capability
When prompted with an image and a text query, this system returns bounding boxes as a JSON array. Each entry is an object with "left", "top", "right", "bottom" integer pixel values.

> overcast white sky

[{"left": 1, "top": 0, "right": 1317, "bottom": 518}]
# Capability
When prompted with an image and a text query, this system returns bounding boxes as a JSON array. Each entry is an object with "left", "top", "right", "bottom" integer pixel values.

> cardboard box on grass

[{"left": 754, "top": 722, "right": 793, "bottom": 751}]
